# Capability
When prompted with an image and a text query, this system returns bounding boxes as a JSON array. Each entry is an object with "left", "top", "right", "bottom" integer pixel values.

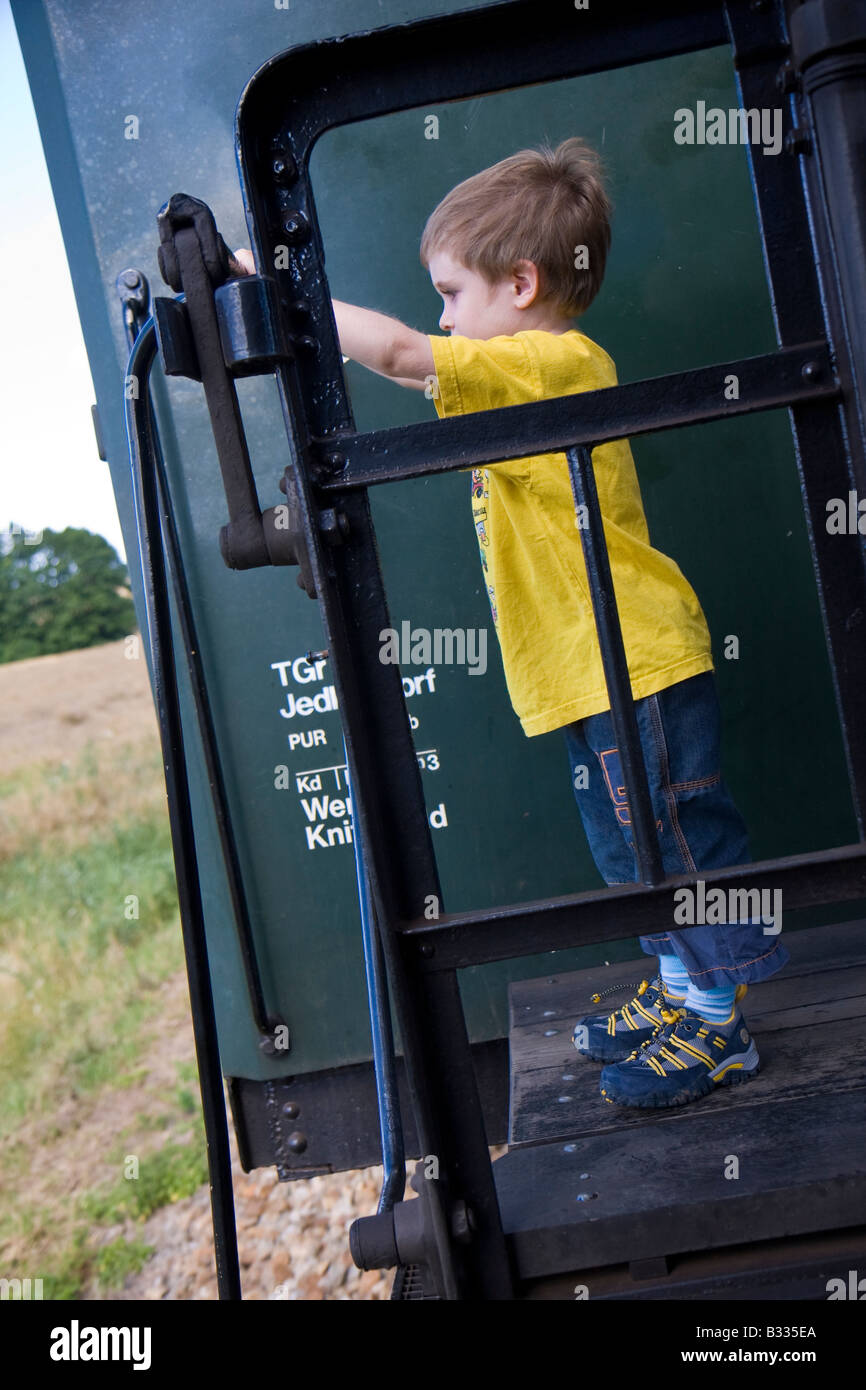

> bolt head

[
  {"left": 451, "top": 1202, "right": 472, "bottom": 1243},
  {"left": 282, "top": 1101, "right": 299, "bottom": 1119},
  {"left": 272, "top": 154, "right": 298, "bottom": 184},
  {"left": 801, "top": 360, "right": 821, "bottom": 381},
  {"left": 281, "top": 210, "right": 310, "bottom": 243},
  {"left": 785, "top": 129, "right": 811, "bottom": 156},
  {"left": 287, "top": 1131, "right": 307, "bottom": 1154}
]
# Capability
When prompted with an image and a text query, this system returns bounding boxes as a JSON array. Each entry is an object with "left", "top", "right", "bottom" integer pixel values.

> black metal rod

[
  {"left": 403, "top": 841, "right": 866, "bottom": 972},
  {"left": 722, "top": 0, "right": 866, "bottom": 839},
  {"left": 125, "top": 322, "right": 241, "bottom": 1300},
  {"left": 315, "top": 343, "right": 836, "bottom": 491},
  {"left": 149, "top": 430, "right": 277, "bottom": 1037},
  {"left": 171, "top": 225, "right": 262, "bottom": 529},
  {"left": 118, "top": 291, "right": 278, "bottom": 1040},
  {"left": 344, "top": 738, "right": 405, "bottom": 1214},
  {"left": 567, "top": 444, "right": 665, "bottom": 885},
  {"left": 791, "top": 0, "right": 866, "bottom": 466}
]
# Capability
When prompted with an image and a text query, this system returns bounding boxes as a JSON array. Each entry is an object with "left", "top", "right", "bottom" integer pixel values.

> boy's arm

[
  {"left": 231, "top": 252, "right": 432, "bottom": 389},
  {"left": 331, "top": 299, "right": 433, "bottom": 389}
]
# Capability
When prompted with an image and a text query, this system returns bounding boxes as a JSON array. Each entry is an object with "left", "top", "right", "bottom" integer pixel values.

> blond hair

[{"left": 419, "top": 137, "right": 611, "bottom": 318}]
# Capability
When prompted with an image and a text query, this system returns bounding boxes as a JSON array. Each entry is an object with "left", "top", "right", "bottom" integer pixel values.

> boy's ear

[{"left": 511, "top": 259, "right": 541, "bottom": 305}]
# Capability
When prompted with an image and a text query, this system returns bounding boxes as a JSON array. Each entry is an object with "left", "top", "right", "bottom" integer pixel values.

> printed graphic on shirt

[
  {"left": 471, "top": 468, "right": 496, "bottom": 624},
  {"left": 487, "top": 584, "right": 498, "bottom": 625}
]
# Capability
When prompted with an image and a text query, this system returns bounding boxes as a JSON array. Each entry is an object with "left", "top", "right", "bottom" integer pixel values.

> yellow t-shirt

[{"left": 428, "top": 328, "right": 714, "bottom": 736}]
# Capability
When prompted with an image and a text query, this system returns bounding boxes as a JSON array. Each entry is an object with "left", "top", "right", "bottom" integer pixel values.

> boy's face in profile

[
  {"left": 427, "top": 247, "right": 571, "bottom": 340},
  {"left": 428, "top": 248, "right": 534, "bottom": 340}
]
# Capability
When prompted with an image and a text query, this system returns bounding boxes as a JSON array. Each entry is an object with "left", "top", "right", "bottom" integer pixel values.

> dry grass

[
  {"left": 0, "top": 737, "right": 167, "bottom": 864},
  {"left": 0, "top": 643, "right": 197, "bottom": 1295}
]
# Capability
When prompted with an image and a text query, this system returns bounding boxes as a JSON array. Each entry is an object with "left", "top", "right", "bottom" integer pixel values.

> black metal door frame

[{"left": 137, "top": 0, "right": 866, "bottom": 1296}]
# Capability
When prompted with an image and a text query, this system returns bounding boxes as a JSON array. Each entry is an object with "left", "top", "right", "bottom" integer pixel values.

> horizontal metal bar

[
  {"left": 238, "top": 1, "right": 727, "bottom": 157},
  {"left": 399, "top": 843, "right": 866, "bottom": 972},
  {"left": 313, "top": 343, "right": 837, "bottom": 490}
]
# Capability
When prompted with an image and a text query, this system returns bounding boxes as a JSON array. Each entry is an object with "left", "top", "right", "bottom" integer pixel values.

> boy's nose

[{"left": 439, "top": 309, "right": 452, "bottom": 331}]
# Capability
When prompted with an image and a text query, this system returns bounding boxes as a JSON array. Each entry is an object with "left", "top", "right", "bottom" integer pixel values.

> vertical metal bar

[
  {"left": 344, "top": 738, "right": 406, "bottom": 1214},
  {"left": 567, "top": 444, "right": 665, "bottom": 885},
  {"left": 125, "top": 323, "right": 242, "bottom": 1300},
  {"left": 725, "top": 0, "right": 866, "bottom": 835},
  {"left": 792, "top": 6, "right": 866, "bottom": 456},
  {"left": 118, "top": 286, "right": 279, "bottom": 1042}
]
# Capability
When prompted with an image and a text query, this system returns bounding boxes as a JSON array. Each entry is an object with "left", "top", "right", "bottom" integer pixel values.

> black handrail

[
  {"left": 344, "top": 736, "right": 406, "bottom": 1214},
  {"left": 119, "top": 284, "right": 283, "bottom": 1045},
  {"left": 124, "top": 320, "right": 241, "bottom": 1301}
]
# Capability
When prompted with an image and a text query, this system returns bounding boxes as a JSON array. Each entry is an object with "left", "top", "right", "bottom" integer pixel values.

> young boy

[{"left": 236, "top": 137, "right": 788, "bottom": 1110}]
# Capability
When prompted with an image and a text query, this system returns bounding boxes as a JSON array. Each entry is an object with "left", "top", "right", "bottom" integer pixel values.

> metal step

[{"left": 500, "top": 919, "right": 866, "bottom": 1287}]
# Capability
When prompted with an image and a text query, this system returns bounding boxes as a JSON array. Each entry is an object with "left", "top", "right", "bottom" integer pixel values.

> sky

[{"left": 0, "top": 0, "right": 127, "bottom": 563}]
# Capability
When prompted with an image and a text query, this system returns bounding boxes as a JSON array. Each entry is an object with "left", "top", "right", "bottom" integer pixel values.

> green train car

[{"left": 12, "top": 0, "right": 866, "bottom": 1303}]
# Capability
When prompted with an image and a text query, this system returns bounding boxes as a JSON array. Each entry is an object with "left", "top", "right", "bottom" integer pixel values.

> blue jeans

[{"left": 562, "top": 672, "right": 789, "bottom": 988}]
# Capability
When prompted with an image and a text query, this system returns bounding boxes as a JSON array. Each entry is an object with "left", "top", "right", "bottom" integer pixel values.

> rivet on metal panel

[
  {"left": 281, "top": 210, "right": 311, "bottom": 243},
  {"left": 287, "top": 1131, "right": 308, "bottom": 1154},
  {"left": 272, "top": 155, "right": 298, "bottom": 185},
  {"left": 451, "top": 1202, "right": 474, "bottom": 1244},
  {"left": 319, "top": 509, "right": 350, "bottom": 545},
  {"left": 785, "top": 127, "right": 813, "bottom": 155},
  {"left": 776, "top": 59, "right": 799, "bottom": 94},
  {"left": 292, "top": 334, "right": 319, "bottom": 356}
]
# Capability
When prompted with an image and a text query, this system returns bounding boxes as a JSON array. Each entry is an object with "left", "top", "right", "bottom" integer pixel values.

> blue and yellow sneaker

[
  {"left": 599, "top": 988, "right": 759, "bottom": 1109},
  {"left": 572, "top": 976, "right": 686, "bottom": 1063}
]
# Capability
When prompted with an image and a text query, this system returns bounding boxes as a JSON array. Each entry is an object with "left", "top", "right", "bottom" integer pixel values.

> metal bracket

[
  {"left": 349, "top": 1161, "right": 472, "bottom": 1299},
  {"left": 116, "top": 267, "right": 151, "bottom": 342},
  {"left": 153, "top": 191, "right": 322, "bottom": 592},
  {"left": 222, "top": 465, "right": 320, "bottom": 594},
  {"left": 214, "top": 275, "right": 293, "bottom": 375}
]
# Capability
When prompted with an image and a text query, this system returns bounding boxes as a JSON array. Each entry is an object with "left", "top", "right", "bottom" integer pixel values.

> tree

[{"left": 0, "top": 526, "right": 138, "bottom": 664}]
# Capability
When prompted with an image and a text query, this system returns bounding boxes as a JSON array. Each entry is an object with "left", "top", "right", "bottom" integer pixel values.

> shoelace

[
  {"left": 624, "top": 1005, "right": 687, "bottom": 1062},
  {"left": 589, "top": 979, "right": 648, "bottom": 1005},
  {"left": 621, "top": 984, "right": 749, "bottom": 1060}
]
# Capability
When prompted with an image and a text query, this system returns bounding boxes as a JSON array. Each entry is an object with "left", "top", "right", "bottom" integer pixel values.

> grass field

[{"left": 0, "top": 643, "right": 209, "bottom": 1298}]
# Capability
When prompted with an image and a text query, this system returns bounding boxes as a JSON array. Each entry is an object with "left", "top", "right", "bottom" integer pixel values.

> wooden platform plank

[
  {"left": 495, "top": 1089, "right": 866, "bottom": 1279},
  {"left": 511, "top": 966, "right": 866, "bottom": 1079},
  {"left": 508, "top": 921, "right": 866, "bottom": 1146},
  {"left": 510, "top": 1010, "right": 866, "bottom": 1146},
  {"left": 514, "top": 963, "right": 866, "bottom": 1033},
  {"left": 508, "top": 919, "right": 866, "bottom": 1032}
]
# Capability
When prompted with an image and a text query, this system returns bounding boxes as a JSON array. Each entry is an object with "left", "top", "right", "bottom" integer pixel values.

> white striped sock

[
  {"left": 685, "top": 982, "right": 736, "bottom": 1023},
  {"left": 658, "top": 954, "right": 690, "bottom": 995}
]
